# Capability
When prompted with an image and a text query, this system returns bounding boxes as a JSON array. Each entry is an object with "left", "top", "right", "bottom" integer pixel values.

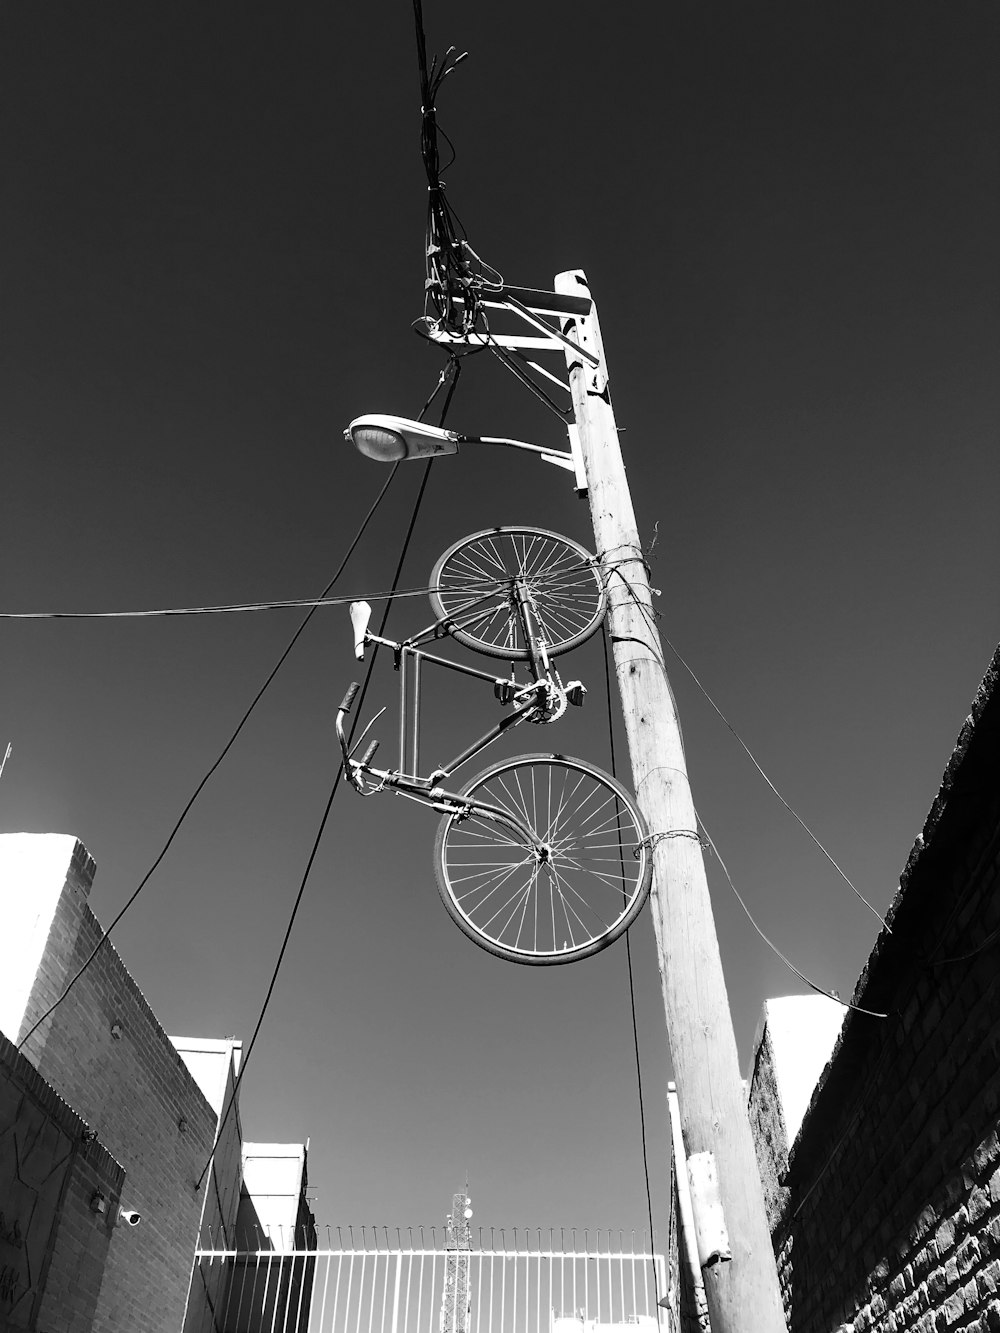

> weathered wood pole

[{"left": 555, "top": 269, "right": 786, "bottom": 1333}]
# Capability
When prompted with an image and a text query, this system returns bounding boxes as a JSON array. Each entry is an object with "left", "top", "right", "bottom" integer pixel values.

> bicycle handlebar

[{"left": 336, "top": 681, "right": 362, "bottom": 779}]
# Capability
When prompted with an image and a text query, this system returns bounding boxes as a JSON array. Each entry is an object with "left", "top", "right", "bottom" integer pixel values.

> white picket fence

[{"left": 188, "top": 1229, "right": 667, "bottom": 1333}]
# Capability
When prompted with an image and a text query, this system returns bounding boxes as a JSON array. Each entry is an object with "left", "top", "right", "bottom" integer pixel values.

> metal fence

[{"left": 189, "top": 1229, "right": 667, "bottom": 1333}]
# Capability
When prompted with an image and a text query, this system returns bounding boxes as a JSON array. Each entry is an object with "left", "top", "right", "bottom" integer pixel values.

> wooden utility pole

[{"left": 555, "top": 270, "right": 786, "bottom": 1333}]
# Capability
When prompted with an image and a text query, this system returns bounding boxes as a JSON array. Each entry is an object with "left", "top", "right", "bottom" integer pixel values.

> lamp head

[{"left": 345, "top": 414, "right": 460, "bottom": 463}]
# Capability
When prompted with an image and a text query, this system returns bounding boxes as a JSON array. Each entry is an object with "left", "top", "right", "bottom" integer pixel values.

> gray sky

[{"left": 2, "top": 1, "right": 997, "bottom": 1239}]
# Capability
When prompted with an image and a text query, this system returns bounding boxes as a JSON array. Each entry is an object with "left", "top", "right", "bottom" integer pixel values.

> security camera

[{"left": 118, "top": 1207, "right": 142, "bottom": 1227}]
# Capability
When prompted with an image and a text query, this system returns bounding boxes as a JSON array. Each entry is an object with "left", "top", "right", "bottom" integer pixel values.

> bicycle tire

[
  {"left": 429, "top": 527, "right": 606, "bottom": 660},
  {"left": 434, "top": 754, "right": 652, "bottom": 965}
]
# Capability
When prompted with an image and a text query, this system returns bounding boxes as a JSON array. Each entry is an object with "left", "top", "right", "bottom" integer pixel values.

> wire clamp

[{"left": 634, "top": 829, "right": 707, "bottom": 858}]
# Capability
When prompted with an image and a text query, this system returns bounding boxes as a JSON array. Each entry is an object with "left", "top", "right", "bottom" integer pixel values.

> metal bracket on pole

[
  {"left": 421, "top": 289, "right": 599, "bottom": 368},
  {"left": 686, "top": 1152, "right": 733, "bottom": 1272},
  {"left": 565, "top": 424, "right": 587, "bottom": 496}
]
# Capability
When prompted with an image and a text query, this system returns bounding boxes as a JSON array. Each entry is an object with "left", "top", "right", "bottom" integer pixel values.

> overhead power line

[
  {"left": 193, "top": 361, "right": 461, "bottom": 1190},
  {"left": 17, "top": 355, "right": 464, "bottom": 1055},
  {"left": 17, "top": 464, "right": 401, "bottom": 1052}
]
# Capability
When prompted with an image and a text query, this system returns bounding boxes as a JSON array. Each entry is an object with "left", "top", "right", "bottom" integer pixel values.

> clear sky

[{"left": 1, "top": 1, "right": 997, "bottom": 1244}]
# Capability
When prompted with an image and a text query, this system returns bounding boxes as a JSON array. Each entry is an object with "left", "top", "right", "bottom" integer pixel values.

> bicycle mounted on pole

[{"left": 336, "top": 527, "right": 652, "bottom": 965}]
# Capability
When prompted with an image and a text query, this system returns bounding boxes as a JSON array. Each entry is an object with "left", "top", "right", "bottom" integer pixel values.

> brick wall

[
  {"left": 14, "top": 840, "right": 221, "bottom": 1333},
  {"left": 746, "top": 1023, "right": 789, "bottom": 1237},
  {"left": 746, "top": 646, "right": 1000, "bottom": 1333},
  {"left": 0, "top": 1029, "right": 123, "bottom": 1332}
]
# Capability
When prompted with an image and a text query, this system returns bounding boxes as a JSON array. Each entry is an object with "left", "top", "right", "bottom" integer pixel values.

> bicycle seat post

[
  {"left": 411, "top": 651, "right": 423, "bottom": 777},
  {"left": 397, "top": 646, "right": 408, "bottom": 776},
  {"left": 512, "top": 577, "right": 551, "bottom": 683}
]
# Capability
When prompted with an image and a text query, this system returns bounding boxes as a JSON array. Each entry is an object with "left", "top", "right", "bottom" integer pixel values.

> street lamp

[{"left": 344, "top": 413, "right": 586, "bottom": 492}]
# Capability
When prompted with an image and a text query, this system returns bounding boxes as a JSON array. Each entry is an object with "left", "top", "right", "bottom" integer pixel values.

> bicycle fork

[{"left": 335, "top": 682, "right": 550, "bottom": 857}]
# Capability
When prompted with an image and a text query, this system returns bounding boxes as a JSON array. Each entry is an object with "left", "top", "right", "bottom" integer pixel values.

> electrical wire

[
  {"left": 412, "top": 0, "right": 502, "bottom": 340},
  {"left": 17, "top": 463, "right": 403, "bottom": 1053},
  {"left": 193, "top": 764, "right": 341, "bottom": 1192},
  {"left": 18, "top": 358, "right": 462, "bottom": 1055},
  {"left": 0, "top": 596, "right": 398, "bottom": 620},
  {"left": 194, "top": 366, "right": 458, "bottom": 1190},
  {"left": 3, "top": 551, "right": 598, "bottom": 622},
  {"left": 0, "top": 565, "right": 590, "bottom": 622},
  {"left": 603, "top": 560, "right": 890, "bottom": 932},
  {"left": 696, "top": 812, "right": 890, "bottom": 1019},
  {"left": 600, "top": 624, "right": 660, "bottom": 1305},
  {"left": 661, "top": 627, "right": 890, "bottom": 931},
  {"left": 484, "top": 333, "right": 575, "bottom": 424}
]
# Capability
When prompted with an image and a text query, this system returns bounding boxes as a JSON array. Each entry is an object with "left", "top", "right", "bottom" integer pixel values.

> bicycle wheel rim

[
  {"left": 434, "top": 754, "right": 651, "bottom": 965},
  {"left": 429, "top": 527, "right": 606, "bottom": 660}
]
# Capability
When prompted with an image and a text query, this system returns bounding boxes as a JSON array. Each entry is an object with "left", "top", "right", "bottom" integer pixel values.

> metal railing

[{"left": 189, "top": 1228, "right": 667, "bottom": 1333}]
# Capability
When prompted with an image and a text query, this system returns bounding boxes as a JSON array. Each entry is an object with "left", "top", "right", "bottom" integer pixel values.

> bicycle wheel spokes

[
  {"left": 435, "top": 755, "right": 652, "bottom": 965},
  {"left": 430, "top": 528, "right": 607, "bottom": 659}
]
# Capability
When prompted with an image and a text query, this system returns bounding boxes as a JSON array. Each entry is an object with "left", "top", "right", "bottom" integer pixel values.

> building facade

[
  {"left": 0, "top": 832, "right": 315, "bottom": 1331},
  {"left": 736, "top": 644, "right": 1000, "bottom": 1332}
]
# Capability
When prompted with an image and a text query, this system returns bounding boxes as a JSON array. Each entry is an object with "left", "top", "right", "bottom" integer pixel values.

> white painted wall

[
  {"left": 763, "top": 994, "right": 846, "bottom": 1144},
  {"left": 241, "top": 1142, "right": 307, "bottom": 1252},
  {"left": 171, "top": 1036, "right": 243, "bottom": 1116},
  {"left": 0, "top": 833, "right": 78, "bottom": 1042}
]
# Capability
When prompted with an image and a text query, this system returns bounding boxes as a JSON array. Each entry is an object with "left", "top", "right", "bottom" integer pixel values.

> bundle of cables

[{"left": 413, "top": 3, "right": 502, "bottom": 339}]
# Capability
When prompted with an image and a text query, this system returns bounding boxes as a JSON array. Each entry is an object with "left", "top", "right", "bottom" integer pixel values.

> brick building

[
  {"left": 0, "top": 1029, "right": 123, "bottom": 1329},
  {"left": 0, "top": 832, "right": 315, "bottom": 1330},
  {"left": 736, "top": 643, "right": 1000, "bottom": 1332}
]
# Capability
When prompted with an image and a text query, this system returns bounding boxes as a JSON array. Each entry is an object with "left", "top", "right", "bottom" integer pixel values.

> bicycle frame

[
  {"left": 364, "top": 633, "right": 543, "bottom": 779},
  {"left": 337, "top": 572, "right": 583, "bottom": 843},
  {"left": 393, "top": 577, "right": 555, "bottom": 682},
  {"left": 336, "top": 663, "right": 551, "bottom": 852}
]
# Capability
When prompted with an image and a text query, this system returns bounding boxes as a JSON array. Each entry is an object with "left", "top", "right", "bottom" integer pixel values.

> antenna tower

[{"left": 440, "top": 1184, "right": 473, "bottom": 1333}]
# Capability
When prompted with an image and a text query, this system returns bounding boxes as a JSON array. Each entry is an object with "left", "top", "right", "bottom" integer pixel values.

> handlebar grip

[
  {"left": 359, "top": 740, "right": 380, "bottom": 767},
  {"left": 339, "top": 682, "right": 361, "bottom": 714}
]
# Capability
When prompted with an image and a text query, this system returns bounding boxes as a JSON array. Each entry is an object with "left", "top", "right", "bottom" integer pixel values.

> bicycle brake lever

[{"left": 348, "top": 706, "right": 387, "bottom": 759}]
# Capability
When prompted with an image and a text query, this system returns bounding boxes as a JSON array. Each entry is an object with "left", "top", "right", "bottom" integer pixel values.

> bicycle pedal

[{"left": 566, "top": 682, "right": 587, "bottom": 707}]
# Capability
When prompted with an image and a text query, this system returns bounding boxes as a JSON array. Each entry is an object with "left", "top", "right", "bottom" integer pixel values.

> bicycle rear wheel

[
  {"left": 429, "top": 527, "right": 606, "bottom": 660},
  {"left": 434, "top": 754, "right": 651, "bottom": 965}
]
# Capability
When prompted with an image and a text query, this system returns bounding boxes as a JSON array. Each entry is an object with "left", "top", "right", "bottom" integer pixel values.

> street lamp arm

[
  {"left": 344, "top": 414, "right": 586, "bottom": 490},
  {"left": 464, "top": 434, "right": 573, "bottom": 463}
]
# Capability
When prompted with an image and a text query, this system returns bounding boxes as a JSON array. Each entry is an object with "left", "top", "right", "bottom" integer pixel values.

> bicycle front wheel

[
  {"left": 429, "top": 527, "right": 606, "bottom": 660},
  {"left": 434, "top": 754, "right": 652, "bottom": 965}
]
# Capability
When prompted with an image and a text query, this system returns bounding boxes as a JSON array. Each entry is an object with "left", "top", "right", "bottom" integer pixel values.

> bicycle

[{"left": 336, "top": 526, "right": 653, "bottom": 966}]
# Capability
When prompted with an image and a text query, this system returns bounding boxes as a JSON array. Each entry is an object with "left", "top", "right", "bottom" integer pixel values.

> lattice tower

[{"left": 440, "top": 1188, "right": 473, "bottom": 1333}]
